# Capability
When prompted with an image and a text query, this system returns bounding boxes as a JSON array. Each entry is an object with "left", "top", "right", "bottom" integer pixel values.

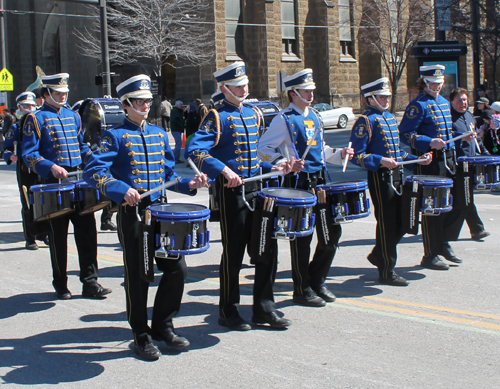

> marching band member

[
  {"left": 399, "top": 65, "right": 473, "bottom": 270},
  {"left": 349, "top": 78, "right": 431, "bottom": 286},
  {"left": 186, "top": 62, "right": 292, "bottom": 331},
  {"left": 257, "top": 69, "right": 353, "bottom": 306},
  {"left": 22, "top": 73, "right": 111, "bottom": 300},
  {"left": 84, "top": 75, "right": 207, "bottom": 360},
  {"left": 4, "top": 92, "right": 47, "bottom": 250}
]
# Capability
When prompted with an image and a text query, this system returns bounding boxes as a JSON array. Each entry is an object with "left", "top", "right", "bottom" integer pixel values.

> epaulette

[{"left": 357, "top": 115, "right": 373, "bottom": 143}]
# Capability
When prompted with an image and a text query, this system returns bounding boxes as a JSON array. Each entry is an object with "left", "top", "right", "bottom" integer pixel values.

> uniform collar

[
  {"left": 41, "top": 102, "right": 62, "bottom": 114},
  {"left": 124, "top": 116, "right": 146, "bottom": 131},
  {"left": 221, "top": 98, "right": 243, "bottom": 111},
  {"left": 289, "top": 102, "right": 309, "bottom": 117},
  {"left": 366, "top": 105, "right": 385, "bottom": 114}
]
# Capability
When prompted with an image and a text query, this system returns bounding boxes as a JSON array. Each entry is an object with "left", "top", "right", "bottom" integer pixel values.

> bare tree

[
  {"left": 451, "top": 0, "right": 500, "bottom": 100},
  {"left": 75, "top": 0, "right": 214, "bottom": 88},
  {"left": 355, "top": 0, "right": 434, "bottom": 112}
]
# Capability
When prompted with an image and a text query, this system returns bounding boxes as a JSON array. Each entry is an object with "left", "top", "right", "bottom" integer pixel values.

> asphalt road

[{"left": 1, "top": 124, "right": 500, "bottom": 388}]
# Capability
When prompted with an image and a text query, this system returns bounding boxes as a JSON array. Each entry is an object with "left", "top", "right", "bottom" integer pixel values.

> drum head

[
  {"left": 148, "top": 203, "right": 210, "bottom": 220},
  {"left": 405, "top": 175, "right": 453, "bottom": 187},
  {"left": 457, "top": 155, "right": 500, "bottom": 165},
  {"left": 319, "top": 180, "right": 368, "bottom": 193},
  {"left": 259, "top": 188, "right": 317, "bottom": 206}
]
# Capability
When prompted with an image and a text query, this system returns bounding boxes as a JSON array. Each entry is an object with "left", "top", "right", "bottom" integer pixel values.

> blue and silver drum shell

[
  {"left": 458, "top": 155, "right": 500, "bottom": 189},
  {"left": 71, "top": 179, "right": 111, "bottom": 215},
  {"left": 405, "top": 175, "right": 453, "bottom": 214},
  {"left": 148, "top": 203, "right": 211, "bottom": 256},
  {"left": 258, "top": 188, "right": 317, "bottom": 238},
  {"left": 317, "top": 180, "right": 371, "bottom": 222},
  {"left": 29, "top": 183, "right": 75, "bottom": 221}
]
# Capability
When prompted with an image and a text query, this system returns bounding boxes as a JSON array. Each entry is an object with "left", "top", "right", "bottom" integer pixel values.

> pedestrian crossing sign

[{"left": 0, "top": 68, "right": 14, "bottom": 91}]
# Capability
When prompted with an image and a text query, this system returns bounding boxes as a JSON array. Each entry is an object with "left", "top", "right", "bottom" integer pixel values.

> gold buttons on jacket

[
  {"left": 134, "top": 178, "right": 142, "bottom": 184},
  {"left": 123, "top": 133, "right": 130, "bottom": 139},
  {"left": 237, "top": 165, "right": 244, "bottom": 171},
  {"left": 132, "top": 169, "right": 139, "bottom": 175},
  {"left": 236, "top": 157, "right": 243, "bottom": 162},
  {"left": 125, "top": 142, "right": 132, "bottom": 148},
  {"left": 128, "top": 151, "right": 135, "bottom": 156},
  {"left": 235, "top": 149, "right": 242, "bottom": 155},
  {"left": 130, "top": 160, "right": 138, "bottom": 166}
]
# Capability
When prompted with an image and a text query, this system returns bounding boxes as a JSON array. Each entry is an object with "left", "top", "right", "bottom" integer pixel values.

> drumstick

[
  {"left": 445, "top": 131, "right": 474, "bottom": 144},
  {"left": 397, "top": 155, "right": 431, "bottom": 166},
  {"left": 22, "top": 185, "right": 29, "bottom": 207},
  {"left": 121, "top": 177, "right": 180, "bottom": 206},
  {"left": 187, "top": 157, "right": 210, "bottom": 188},
  {"left": 282, "top": 145, "right": 290, "bottom": 162},
  {"left": 300, "top": 125, "right": 321, "bottom": 161},
  {"left": 144, "top": 210, "right": 151, "bottom": 226},
  {"left": 241, "top": 170, "right": 285, "bottom": 184},
  {"left": 66, "top": 171, "right": 82, "bottom": 178},
  {"left": 13, "top": 141, "right": 17, "bottom": 156},
  {"left": 342, "top": 142, "right": 352, "bottom": 173}
]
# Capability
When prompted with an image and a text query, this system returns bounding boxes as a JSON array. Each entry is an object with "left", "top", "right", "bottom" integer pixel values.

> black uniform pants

[
  {"left": 284, "top": 172, "right": 341, "bottom": 295},
  {"left": 416, "top": 156, "right": 465, "bottom": 257},
  {"left": 48, "top": 209, "right": 98, "bottom": 289},
  {"left": 367, "top": 170, "right": 405, "bottom": 278},
  {"left": 216, "top": 175, "right": 276, "bottom": 319},
  {"left": 117, "top": 204, "right": 187, "bottom": 342},
  {"left": 16, "top": 161, "right": 40, "bottom": 242}
]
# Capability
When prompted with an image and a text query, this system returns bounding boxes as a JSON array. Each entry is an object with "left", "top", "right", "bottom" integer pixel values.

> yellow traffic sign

[{"left": 0, "top": 68, "right": 14, "bottom": 91}]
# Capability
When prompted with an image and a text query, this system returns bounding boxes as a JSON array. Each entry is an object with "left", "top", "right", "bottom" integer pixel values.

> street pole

[
  {"left": 0, "top": 0, "right": 5, "bottom": 69},
  {"left": 470, "top": 0, "right": 481, "bottom": 100},
  {"left": 99, "top": 0, "right": 111, "bottom": 96}
]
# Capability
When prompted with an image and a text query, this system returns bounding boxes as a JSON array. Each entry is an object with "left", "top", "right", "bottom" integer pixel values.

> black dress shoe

[
  {"left": 134, "top": 336, "right": 161, "bottom": 361},
  {"left": 25, "top": 241, "right": 38, "bottom": 250},
  {"left": 379, "top": 271, "right": 409, "bottom": 286},
  {"left": 101, "top": 221, "right": 117, "bottom": 231},
  {"left": 82, "top": 283, "right": 112, "bottom": 298},
  {"left": 420, "top": 256, "right": 449, "bottom": 270},
  {"left": 218, "top": 316, "right": 251, "bottom": 331},
  {"left": 367, "top": 253, "right": 379, "bottom": 267},
  {"left": 151, "top": 327, "right": 190, "bottom": 348},
  {"left": 471, "top": 231, "right": 490, "bottom": 241},
  {"left": 293, "top": 288, "right": 326, "bottom": 307},
  {"left": 440, "top": 244, "right": 462, "bottom": 264},
  {"left": 312, "top": 286, "right": 336, "bottom": 302},
  {"left": 55, "top": 286, "right": 72, "bottom": 300},
  {"left": 252, "top": 311, "right": 291, "bottom": 329}
]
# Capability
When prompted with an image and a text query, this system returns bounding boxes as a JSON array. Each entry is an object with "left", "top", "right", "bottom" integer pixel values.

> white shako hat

[
  {"left": 360, "top": 77, "right": 392, "bottom": 97},
  {"left": 211, "top": 89, "right": 225, "bottom": 103},
  {"left": 41, "top": 73, "right": 70, "bottom": 93},
  {"left": 419, "top": 64, "right": 445, "bottom": 83},
  {"left": 16, "top": 91, "right": 37, "bottom": 106},
  {"left": 284, "top": 69, "right": 316, "bottom": 91},
  {"left": 213, "top": 62, "right": 249, "bottom": 86},
  {"left": 116, "top": 74, "right": 153, "bottom": 102}
]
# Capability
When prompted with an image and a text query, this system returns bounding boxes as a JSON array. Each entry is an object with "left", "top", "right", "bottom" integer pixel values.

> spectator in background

[
  {"left": 170, "top": 100, "right": 185, "bottom": 164},
  {"left": 477, "top": 84, "right": 493, "bottom": 105},
  {"left": 473, "top": 97, "right": 490, "bottom": 128},
  {"left": 185, "top": 102, "right": 200, "bottom": 141},
  {"left": 160, "top": 97, "right": 172, "bottom": 131}
]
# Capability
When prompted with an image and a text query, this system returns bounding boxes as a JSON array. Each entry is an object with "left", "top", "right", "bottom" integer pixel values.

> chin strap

[
  {"left": 291, "top": 88, "right": 314, "bottom": 105},
  {"left": 126, "top": 98, "right": 151, "bottom": 116},
  {"left": 48, "top": 89, "right": 67, "bottom": 107},
  {"left": 423, "top": 79, "right": 443, "bottom": 99},
  {"left": 222, "top": 85, "right": 248, "bottom": 102},
  {"left": 369, "top": 94, "right": 389, "bottom": 111}
]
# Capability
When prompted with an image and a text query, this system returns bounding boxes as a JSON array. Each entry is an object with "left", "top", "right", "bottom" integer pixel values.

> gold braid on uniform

[
  {"left": 251, "top": 107, "right": 262, "bottom": 131},
  {"left": 358, "top": 115, "right": 373, "bottom": 142},
  {"left": 209, "top": 109, "right": 222, "bottom": 148}
]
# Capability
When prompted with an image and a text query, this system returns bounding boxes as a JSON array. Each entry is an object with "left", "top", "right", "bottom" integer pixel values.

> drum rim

[
  {"left": 147, "top": 203, "right": 211, "bottom": 219},
  {"left": 405, "top": 175, "right": 453, "bottom": 186},
  {"left": 318, "top": 180, "right": 368, "bottom": 192},
  {"left": 30, "top": 183, "right": 75, "bottom": 192},
  {"left": 258, "top": 187, "right": 317, "bottom": 205},
  {"left": 457, "top": 155, "right": 500, "bottom": 164},
  {"left": 71, "top": 179, "right": 93, "bottom": 189}
]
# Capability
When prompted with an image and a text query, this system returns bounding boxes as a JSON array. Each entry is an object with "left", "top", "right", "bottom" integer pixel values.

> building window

[
  {"left": 282, "top": 0, "right": 298, "bottom": 57},
  {"left": 225, "top": 0, "right": 243, "bottom": 58},
  {"left": 338, "top": 0, "right": 355, "bottom": 59}
]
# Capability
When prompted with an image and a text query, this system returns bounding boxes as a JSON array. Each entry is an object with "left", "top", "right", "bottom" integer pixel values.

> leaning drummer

[
  {"left": 22, "top": 73, "right": 111, "bottom": 301},
  {"left": 83, "top": 75, "right": 207, "bottom": 361},
  {"left": 258, "top": 69, "right": 353, "bottom": 307},
  {"left": 349, "top": 78, "right": 431, "bottom": 286},
  {"left": 399, "top": 65, "right": 474, "bottom": 270}
]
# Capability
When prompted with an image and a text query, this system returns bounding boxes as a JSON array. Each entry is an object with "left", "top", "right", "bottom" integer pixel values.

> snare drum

[
  {"left": 72, "top": 180, "right": 111, "bottom": 215},
  {"left": 147, "top": 203, "right": 211, "bottom": 257},
  {"left": 457, "top": 155, "right": 500, "bottom": 189},
  {"left": 405, "top": 175, "right": 453, "bottom": 215},
  {"left": 317, "top": 180, "right": 371, "bottom": 223},
  {"left": 30, "top": 183, "right": 75, "bottom": 221},
  {"left": 258, "top": 188, "right": 317, "bottom": 239}
]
